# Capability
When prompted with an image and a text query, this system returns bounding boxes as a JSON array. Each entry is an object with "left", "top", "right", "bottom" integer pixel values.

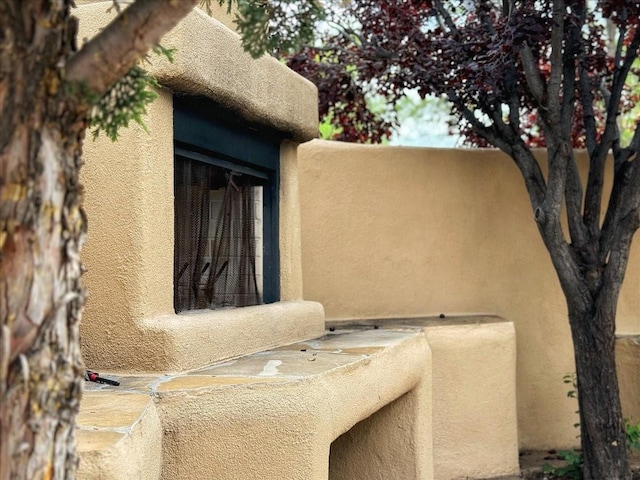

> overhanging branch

[
  {"left": 546, "top": 0, "right": 565, "bottom": 126},
  {"left": 66, "top": 0, "right": 200, "bottom": 98},
  {"left": 597, "top": 26, "right": 640, "bottom": 157},
  {"left": 520, "top": 44, "right": 545, "bottom": 106}
]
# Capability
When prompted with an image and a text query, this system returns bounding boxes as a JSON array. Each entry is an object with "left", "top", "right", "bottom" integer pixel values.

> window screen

[{"left": 174, "top": 157, "right": 263, "bottom": 312}]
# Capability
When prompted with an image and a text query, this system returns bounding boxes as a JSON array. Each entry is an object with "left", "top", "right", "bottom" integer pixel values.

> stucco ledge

[{"left": 135, "top": 301, "right": 326, "bottom": 373}]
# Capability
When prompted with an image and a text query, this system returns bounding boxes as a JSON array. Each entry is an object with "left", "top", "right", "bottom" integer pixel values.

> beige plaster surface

[
  {"left": 73, "top": 0, "right": 238, "bottom": 36},
  {"left": 280, "top": 141, "right": 305, "bottom": 300},
  {"left": 298, "top": 140, "right": 640, "bottom": 449},
  {"left": 423, "top": 320, "right": 519, "bottom": 479},
  {"left": 76, "top": 392, "right": 162, "bottom": 480},
  {"left": 79, "top": 327, "right": 433, "bottom": 480},
  {"left": 75, "top": 3, "right": 318, "bottom": 142},
  {"left": 616, "top": 335, "right": 640, "bottom": 422},
  {"left": 79, "top": 92, "right": 321, "bottom": 370},
  {"left": 330, "top": 385, "right": 431, "bottom": 480}
]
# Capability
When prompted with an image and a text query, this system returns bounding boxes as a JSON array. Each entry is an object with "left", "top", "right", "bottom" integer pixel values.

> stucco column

[{"left": 279, "top": 141, "right": 305, "bottom": 301}]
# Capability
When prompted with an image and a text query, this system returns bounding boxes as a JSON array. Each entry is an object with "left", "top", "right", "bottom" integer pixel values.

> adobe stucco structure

[
  {"left": 72, "top": 3, "right": 637, "bottom": 480},
  {"left": 298, "top": 141, "right": 640, "bottom": 449}
]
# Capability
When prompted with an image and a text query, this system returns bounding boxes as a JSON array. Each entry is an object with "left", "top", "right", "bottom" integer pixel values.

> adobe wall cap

[{"left": 75, "top": 4, "right": 319, "bottom": 142}]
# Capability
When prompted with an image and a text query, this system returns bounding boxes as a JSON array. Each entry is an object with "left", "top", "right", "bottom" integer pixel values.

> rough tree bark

[
  {"left": 566, "top": 210, "right": 639, "bottom": 480},
  {"left": 0, "top": 1, "right": 199, "bottom": 478},
  {"left": 570, "top": 302, "right": 629, "bottom": 480}
]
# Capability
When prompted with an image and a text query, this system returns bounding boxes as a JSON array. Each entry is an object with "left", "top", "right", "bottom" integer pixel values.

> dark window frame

[{"left": 173, "top": 97, "right": 280, "bottom": 307}]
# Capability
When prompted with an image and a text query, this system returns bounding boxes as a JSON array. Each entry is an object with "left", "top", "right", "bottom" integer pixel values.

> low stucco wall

[
  {"left": 152, "top": 328, "right": 432, "bottom": 480},
  {"left": 298, "top": 140, "right": 640, "bottom": 449},
  {"left": 327, "top": 317, "right": 519, "bottom": 480}
]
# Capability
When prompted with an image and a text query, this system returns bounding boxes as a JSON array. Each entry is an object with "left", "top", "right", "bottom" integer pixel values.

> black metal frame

[{"left": 173, "top": 96, "right": 280, "bottom": 306}]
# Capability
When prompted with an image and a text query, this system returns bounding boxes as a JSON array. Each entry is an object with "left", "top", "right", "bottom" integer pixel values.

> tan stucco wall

[
  {"left": 74, "top": 1, "right": 237, "bottom": 36},
  {"left": 329, "top": 387, "right": 431, "bottom": 480},
  {"left": 76, "top": 4, "right": 322, "bottom": 372},
  {"left": 616, "top": 335, "right": 640, "bottom": 422},
  {"left": 279, "top": 141, "right": 305, "bottom": 301},
  {"left": 76, "top": 328, "right": 433, "bottom": 480},
  {"left": 327, "top": 316, "right": 519, "bottom": 480},
  {"left": 75, "top": 3, "right": 318, "bottom": 142},
  {"left": 298, "top": 140, "right": 640, "bottom": 449},
  {"left": 77, "top": 320, "right": 519, "bottom": 480}
]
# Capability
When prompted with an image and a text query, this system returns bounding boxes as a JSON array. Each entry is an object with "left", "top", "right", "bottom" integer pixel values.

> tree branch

[
  {"left": 565, "top": 152, "right": 588, "bottom": 247},
  {"left": 600, "top": 158, "right": 640, "bottom": 263},
  {"left": 433, "top": 0, "right": 460, "bottom": 36},
  {"left": 599, "top": 206, "right": 640, "bottom": 304},
  {"left": 596, "top": 26, "right": 640, "bottom": 159},
  {"left": 66, "top": 0, "right": 200, "bottom": 98},
  {"left": 520, "top": 44, "right": 545, "bottom": 106},
  {"left": 559, "top": 10, "right": 587, "bottom": 246},
  {"left": 452, "top": 88, "right": 547, "bottom": 207},
  {"left": 622, "top": 122, "right": 640, "bottom": 159},
  {"left": 546, "top": 0, "right": 565, "bottom": 126},
  {"left": 578, "top": 63, "right": 597, "bottom": 156},
  {"left": 584, "top": 25, "right": 640, "bottom": 236}
]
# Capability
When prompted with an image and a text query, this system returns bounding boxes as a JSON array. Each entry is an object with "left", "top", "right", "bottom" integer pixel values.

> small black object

[
  {"left": 300, "top": 349, "right": 307, "bottom": 352},
  {"left": 329, "top": 327, "right": 335, "bottom": 332},
  {"left": 373, "top": 325, "right": 379, "bottom": 329},
  {"left": 439, "top": 313, "right": 445, "bottom": 318},
  {"left": 85, "top": 370, "right": 120, "bottom": 386}
]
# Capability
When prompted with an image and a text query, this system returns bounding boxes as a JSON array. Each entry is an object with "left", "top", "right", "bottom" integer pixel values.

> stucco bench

[{"left": 77, "top": 327, "right": 433, "bottom": 480}]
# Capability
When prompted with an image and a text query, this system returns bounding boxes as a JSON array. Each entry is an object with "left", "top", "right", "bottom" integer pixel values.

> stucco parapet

[{"left": 75, "top": 3, "right": 319, "bottom": 142}]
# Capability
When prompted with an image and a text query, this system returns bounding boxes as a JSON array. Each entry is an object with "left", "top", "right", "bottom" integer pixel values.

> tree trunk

[
  {"left": 0, "top": 2, "right": 87, "bottom": 478},
  {"left": 568, "top": 296, "right": 631, "bottom": 480}
]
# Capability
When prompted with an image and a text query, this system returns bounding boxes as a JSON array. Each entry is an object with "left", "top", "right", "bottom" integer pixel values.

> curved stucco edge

[
  {"left": 74, "top": 4, "right": 319, "bottom": 143},
  {"left": 76, "top": 393, "right": 162, "bottom": 480},
  {"left": 319, "top": 330, "right": 432, "bottom": 442},
  {"left": 133, "top": 301, "right": 326, "bottom": 373},
  {"left": 154, "top": 330, "right": 433, "bottom": 480}
]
